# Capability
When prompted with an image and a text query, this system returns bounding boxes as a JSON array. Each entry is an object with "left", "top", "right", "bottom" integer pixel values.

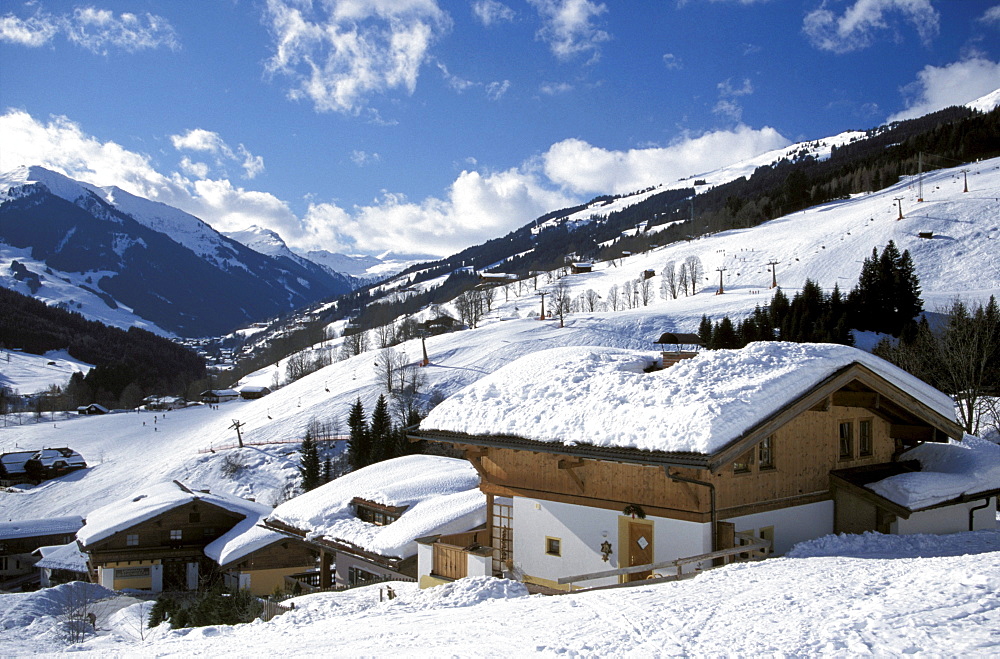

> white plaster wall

[
  {"left": 416, "top": 542, "right": 433, "bottom": 581},
  {"left": 467, "top": 551, "right": 491, "bottom": 577},
  {"left": 151, "top": 564, "right": 163, "bottom": 592},
  {"left": 99, "top": 567, "right": 114, "bottom": 589},
  {"left": 185, "top": 561, "right": 199, "bottom": 590},
  {"left": 726, "top": 500, "right": 834, "bottom": 556},
  {"left": 513, "top": 497, "right": 713, "bottom": 588},
  {"left": 893, "top": 497, "right": 997, "bottom": 535}
]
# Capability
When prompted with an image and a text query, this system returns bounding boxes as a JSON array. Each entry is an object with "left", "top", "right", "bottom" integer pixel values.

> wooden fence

[{"left": 257, "top": 598, "right": 294, "bottom": 622}]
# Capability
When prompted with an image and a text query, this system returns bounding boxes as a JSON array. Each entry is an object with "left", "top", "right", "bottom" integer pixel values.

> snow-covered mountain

[{"left": 0, "top": 167, "right": 354, "bottom": 337}]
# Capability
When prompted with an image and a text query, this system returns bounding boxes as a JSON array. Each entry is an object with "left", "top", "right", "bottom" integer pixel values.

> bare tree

[
  {"left": 454, "top": 289, "right": 485, "bottom": 328},
  {"left": 662, "top": 261, "right": 678, "bottom": 299},
  {"left": 678, "top": 263, "right": 690, "bottom": 297},
  {"left": 339, "top": 329, "right": 370, "bottom": 360},
  {"left": 607, "top": 284, "right": 620, "bottom": 311},
  {"left": 374, "top": 347, "right": 407, "bottom": 394},
  {"left": 638, "top": 276, "right": 653, "bottom": 306},
  {"left": 482, "top": 285, "right": 497, "bottom": 313},
  {"left": 583, "top": 288, "right": 601, "bottom": 312},
  {"left": 552, "top": 279, "right": 572, "bottom": 327},
  {"left": 374, "top": 322, "right": 396, "bottom": 349},
  {"left": 685, "top": 255, "right": 704, "bottom": 295}
]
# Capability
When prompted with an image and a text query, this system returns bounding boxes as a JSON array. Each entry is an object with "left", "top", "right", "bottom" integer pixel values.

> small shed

[
  {"left": 239, "top": 386, "right": 272, "bottom": 400},
  {"left": 571, "top": 263, "right": 593, "bottom": 274},
  {"left": 654, "top": 332, "right": 704, "bottom": 368},
  {"left": 77, "top": 403, "right": 109, "bottom": 415}
]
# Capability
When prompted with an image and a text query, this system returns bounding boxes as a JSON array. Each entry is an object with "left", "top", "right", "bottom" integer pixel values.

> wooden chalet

[
  {"left": 410, "top": 342, "right": 996, "bottom": 591},
  {"left": 570, "top": 263, "right": 593, "bottom": 274},
  {"left": 34, "top": 542, "right": 89, "bottom": 587},
  {"left": 76, "top": 403, "right": 109, "bottom": 415},
  {"left": 0, "top": 516, "right": 84, "bottom": 591},
  {"left": 200, "top": 389, "right": 240, "bottom": 404},
  {"left": 239, "top": 385, "right": 272, "bottom": 400},
  {"left": 263, "top": 455, "right": 485, "bottom": 590},
  {"left": 77, "top": 481, "right": 305, "bottom": 593}
]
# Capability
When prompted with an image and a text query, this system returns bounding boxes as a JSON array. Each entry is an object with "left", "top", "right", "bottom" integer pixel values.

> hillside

[{"left": 0, "top": 167, "right": 355, "bottom": 337}]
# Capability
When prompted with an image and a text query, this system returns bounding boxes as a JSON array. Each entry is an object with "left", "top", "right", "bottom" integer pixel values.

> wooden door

[{"left": 627, "top": 521, "right": 653, "bottom": 581}]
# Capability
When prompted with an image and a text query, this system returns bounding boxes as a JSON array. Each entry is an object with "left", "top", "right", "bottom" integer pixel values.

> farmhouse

[
  {"left": 263, "top": 455, "right": 485, "bottom": 589},
  {"left": 77, "top": 480, "right": 310, "bottom": 594},
  {"left": 0, "top": 516, "right": 84, "bottom": 590},
  {"left": 76, "top": 403, "right": 109, "bottom": 415},
  {"left": 34, "top": 541, "right": 89, "bottom": 587},
  {"left": 410, "top": 342, "right": 998, "bottom": 591}
]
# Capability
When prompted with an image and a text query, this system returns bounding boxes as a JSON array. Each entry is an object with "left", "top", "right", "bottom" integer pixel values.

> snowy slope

[
  {"left": 0, "top": 348, "right": 92, "bottom": 396},
  {"left": 1, "top": 532, "right": 997, "bottom": 656}
]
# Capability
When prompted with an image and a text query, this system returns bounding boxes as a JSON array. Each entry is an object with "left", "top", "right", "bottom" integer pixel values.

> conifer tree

[
  {"left": 368, "top": 394, "right": 393, "bottom": 464},
  {"left": 298, "top": 430, "right": 322, "bottom": 492},
  {"left": 347, "top": 398, "right": 370, "bottom": 470}
]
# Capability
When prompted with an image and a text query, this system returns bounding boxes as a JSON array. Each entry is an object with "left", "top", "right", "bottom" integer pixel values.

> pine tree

[
  {"left": 298, "top": 430, "right": 322, "bottom": 492},
  {"left": 347, "top": 398, "right": 370, "bottom": 470},
  {"left": 698, "top": 314, "right": 713, "bottom": 346},
  {"left": 368, "top": 394, "right": 393, "bottom": 464}
]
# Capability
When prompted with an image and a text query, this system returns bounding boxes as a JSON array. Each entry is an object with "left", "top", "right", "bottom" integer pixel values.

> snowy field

[{"left": 1, "top": 531, "right": 998, "bottom": 656}]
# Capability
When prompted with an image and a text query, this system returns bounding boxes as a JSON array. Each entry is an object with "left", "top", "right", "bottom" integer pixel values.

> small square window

[
  {"left": 126, "top": 534, "right": 139, "bottom": 546},
  {"left": 545, "top": 537, "right": 561, "bottom": 556},
  {"left": 170, "top": 529, "right": 182, "bottom": 541}
]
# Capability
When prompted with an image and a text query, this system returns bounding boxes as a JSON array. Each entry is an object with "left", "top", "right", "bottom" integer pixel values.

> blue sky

[{"left": 2, "top": 0, "right": 999, "bottom": 259}]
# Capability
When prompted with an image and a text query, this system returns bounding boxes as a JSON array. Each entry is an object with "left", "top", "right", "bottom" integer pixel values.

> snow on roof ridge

[{"left": 421, "top": 342, "right": 956, "bottom": 456}]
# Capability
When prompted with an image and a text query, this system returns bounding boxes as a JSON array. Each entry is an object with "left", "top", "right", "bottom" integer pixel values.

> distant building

[
  {"left": 0, "top": 516, "right": 84, "bottom": 591},
  {"left": 200, "top": 389, "right": 240, "bottom": 404},
  {"left": 239, "top": 386, "right": 271, "bottom": 400},
  {"left": 76, "top": 403, "right": 109, "bottom": 415}
]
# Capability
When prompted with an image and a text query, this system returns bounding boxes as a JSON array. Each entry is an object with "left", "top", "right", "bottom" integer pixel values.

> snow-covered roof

[
  {"left": 77, "top": 481, "right": 270, "bottom": 547},
  {"left": 34, "top": 542, "right": 88, "bottom": 572},
  {"left": 205, "top": 512, "right": 288, "bottom": 567},
  {"left": 0, "top": 516, "right": 84, "bottom": 540},
  {"left": 420, "top": 342, "right": 957, "bottom": 456},
  {"left": 267, "top": 455, "right": 485, "bottom": 560},
  {"left": 867, "top": 436, "right": 1000, "bottom": 510}
]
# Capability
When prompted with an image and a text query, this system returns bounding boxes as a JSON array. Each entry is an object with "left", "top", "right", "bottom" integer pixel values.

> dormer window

[{"left": 351, "top": 497, "right": 407, "bottom": 526}]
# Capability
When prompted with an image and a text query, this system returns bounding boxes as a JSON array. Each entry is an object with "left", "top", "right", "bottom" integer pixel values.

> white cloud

[
  {"left": 0, "top": 5, "right": 178, "bottom": 53},
  {"left": 0, "top": 109, "right": 794, "bottom": 260},
  {"left": 351, "top": 150, "right": 381, "bottom": 166},
  {"left": 486, "top": 79, "right": 511, "bottom": 100},
  {"left": 170, "top": 129, "right": 265, "bottom": 180},
  {"left": 303, "top": 167, "right": 574, "bottom": 256},
  {"left": 528, "top": 0, "right": 610, "bottom": 62},
  {"left": 980, "top": 6, "right": 1000, "bottom": 26},
  {"left": 541, "top": 125, "right": 790, "bottom": 195},
  {"left": 662, "top": 53, "right": 682, "bottom": 70},
  {"left": 64, "top": 7, "right": 179, "bottom": 54},
  {"left": 472, "top": 0, "right": 515, "bottom": 26},
  {"left": 437, "top": 61, "right": 476, "bottom": 92},
  {"left": 887, "top": 57, "right": 1000, "bottom": 122},
  {"left": 0, "top": 11, "right": 58, "bottom": 46},
  {"left": 262, "top": 0, "right": 452, "bottom": 114},
  {"left": 714, "top": 77, "right": 754, "bottom": 122},
  {"left": 540, "top": 81, "right": 573, "bottom": 95},
  {"left": 803, "top": 0, "right": 939, "bottom": 54}
]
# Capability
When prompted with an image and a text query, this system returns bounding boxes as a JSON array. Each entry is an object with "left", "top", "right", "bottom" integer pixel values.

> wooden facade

[
  {"left": 411, "top": 359, "right": 967, "bottom": 587},
  {"left": 82, "top": 499, "right": 248, "bottom": 592},
  {"left": 220, "top": 539, "right": 315, "bottom": 597}
]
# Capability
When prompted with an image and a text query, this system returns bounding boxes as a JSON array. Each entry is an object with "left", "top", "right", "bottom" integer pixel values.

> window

[
  {"left": 545, "top": 536, "right": 562, "bottom": 557},
  {"left": 348, "top": 566, "right": 380, "bottom": 586},
  {"left": 859, "top": 419, "right": 873, "bottom": 457},
  {"left": 733, "top": 449, "right": 754, "bottom": 474},
  {"left": 758, "top": 435, "right": 775, "bottom": 470},
  {"left": 355, "top": 504, "right": 399, "bottom": 526},
  {"left": 169, "top": 529, "right": 182, "bottom": 541},
  {"left": 203, "top": 527, "right": 216, "bottom": 538},
  {"left": 839, "top": 421, "right": 854, "bottom": 459},
  {"left": 0, "top": 557, "right": 8, "bottom": 571},
  {"left": 126, "top": 534, "right": 139, "bottom": 546}
]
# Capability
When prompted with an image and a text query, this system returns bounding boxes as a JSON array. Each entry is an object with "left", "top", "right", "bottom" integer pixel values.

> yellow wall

[
  {"left": 241, "top": 565, "right": 312, "bottom": 597},
  {"left": 105, "top": 559, "right": 160, "bottom": 591}
]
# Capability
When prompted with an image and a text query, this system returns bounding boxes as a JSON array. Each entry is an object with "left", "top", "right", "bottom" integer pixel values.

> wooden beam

[
  {"left": 464, "top": 448, "right": 490, "bottom": 481},
  {"left": 831, "top": 391, "right": 879, "bottom": 408},
  {"left": 558, "top": 458, "right": 586, "bottom": 492},
  {"left": 890, "top": 424, "right": 934, "bottom": 441},
  {"left": 809, "top": 396, "right": 830, "bottom": 412}
]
